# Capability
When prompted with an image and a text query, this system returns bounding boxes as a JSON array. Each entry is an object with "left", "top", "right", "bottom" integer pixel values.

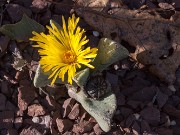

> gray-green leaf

[{"left": 0, "top": 14, "right": 45, "bottom": 42}]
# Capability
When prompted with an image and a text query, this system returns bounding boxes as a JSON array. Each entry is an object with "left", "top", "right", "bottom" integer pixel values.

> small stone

[
  {"left": 120, "top": 107, "right": 133, "bottom": 118},
  {"left": 0, "top": 111, "right": 14, "bottom": 129},
  {"left": 1, "top": 81, "right": 11, "bottom": 97},
  {"left": 68, "top": 103, "right": 80, "bottom": 120},
  {"left": 19, "top": 126, "right": 43, "bottom": 135},
  {"left": 40, "top": 115, "right": 52, "bottom": 128},
  {"left": 0, "top": 36, "right": 10, "bottom": 57},
  {"left": 52, "top": 110, "right": 62, "bottom": 125},
  {"left": 163, "top": 104, "right": 180, "bottom": 119},
  {"left": 156, "top": 128, "right": 173, "bottom": 135},
  {"left": 72, "top": 121, "right": 95, "bottom": 134},
  {"left": 14, "top": 117, "right": 23, "bottom": 129},
  {"left": 50, "top": 125, "right": 59, "bottom": 135},
  {"left": 93, "top": 31, "right": 100, "bottom": 37},
  {"left": 32, "top": 117, "right": 40, "bottom": 123},
  {"left": 56, "top": 119, "right": 73, "bottom": 133},
  {"left": 158, "top": 2, "right": 174, "bottom": 10},
  {"left": 7, "top": 129, "right": 18, "bottom": 135},
  {"left": 141, "top": 120, "right": 151, "bottom": 133},
  {"left": 132, "top": 121, "right": 140, "bottom": 134},
  {"left": 156, "top": 89, "right": 168, "bottom": 108},
  {"left": 93, "top": 124, "right": 103, "bottom": 135},
  {"left": 140, "top": 107, "right": 160, "bottom": 126},
  {"left": 6, "top": 101, "right": 17, "bottom": 111},
  {"left": 18, "top": 86, "right": 36, "bottom": 111},
  {"left": 63, "top": 131, "right": 73, "bottom": 135},
  {"left": 6, "top": 4, "right": 32, "bottom": 22},
  {"left": 31, "top": 0, "right": 50, "bottom": 13},
  {"left": 28, "top": 104, "right": 46, "bottom": 117},
  {"left": 62, "top": 98, "right": 76, "bottom": 118},
  {"left": 0, "top": 93, "right": 6, "bottom": 111}
]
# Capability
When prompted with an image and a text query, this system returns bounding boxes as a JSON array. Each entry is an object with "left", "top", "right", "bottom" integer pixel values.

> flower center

[{"left": 63, "top": 50, "right": 76, "bottom": 64}]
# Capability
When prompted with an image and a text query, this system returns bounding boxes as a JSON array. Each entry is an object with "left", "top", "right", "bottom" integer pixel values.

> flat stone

[
  {"left": 19, "top": 126, "right": 43, "bottom": 135},
  {"left": 56, "top": 118, "right": 73, "bottom": 133},
  {"left": 0, "top": 93, "right": 6, "bottom": 111},
  {"left": 14, "top": 117, "right": 23, "bottom": 129},
  {"left": 140, "top": 107, "right": 160, "bottom": 126},
  {"left": 5, "top": 101, "right": 17, "bottom": 111},
  {"left": 62, "top": 98, "right": 76, "bottom": 118},
  {"left": 6, "top": 4, "right": 32, "bottom": 22},
  {"left": 93, "top": 124, "right": 104, "bottom": 135},
  {"left": 1, "top": 81, "right": 11, "bottom": 97},
  {"left": 28, "top": 104, "right": 46, "bottom": 117},
  {"left": 18, "top": 86, "right": 36, "bottom": 111},
  {"left": 7, "top": 129, "right": 18, "bottom": 135},
  {"left": 68, "top": 103, "right": 80, "bottom": 120},
  {"left": 0, "top": 111, "right": 14, "bottom": 129},
  {"left": 31, "top": 0, "right": 50, "bottom": 13}
]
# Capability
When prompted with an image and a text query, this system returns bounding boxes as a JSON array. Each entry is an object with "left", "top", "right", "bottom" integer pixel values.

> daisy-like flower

[{"left": 30, "top": 14, "right": 98, "bottom": 85}]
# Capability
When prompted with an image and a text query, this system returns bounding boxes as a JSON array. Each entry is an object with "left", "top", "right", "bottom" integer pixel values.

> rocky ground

[{"left": 0, "top": 0, "right": 180, "bottom": 135}]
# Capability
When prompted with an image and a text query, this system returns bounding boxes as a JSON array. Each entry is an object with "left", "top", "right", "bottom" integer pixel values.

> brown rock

[
  {"left": 93, "top": 124, "right": 103, "bottom": 135},
  {"left": 116, "top": 92, "right": 126, "bottom": 106},
  {"left": 56, "top": 118, "right": 73, "bottom": 133},
  {"left": 72, "top": 121, "right": 95, "bottom": 134},
  {"left": 68, "top": 103, "right": 80, "bottom": 120},
  {"left": 127, "top": 100, "right": 141, "bottom": 109},
  {"left": 156, "top": 89, "right": 168, "bottom": 108},
  {"left": 140, "top": 107, "right": 160, "bottom": 126},
  {"left": 0, "top": 93, "right": 6, "bottom": 111},
  {"left": 31, "top": 0, "right": 49, "bottom": 13},
  {"left": 129, "top": 86, "right": 157, "bottom": 103},
  {"left": 0, "top": 111, "right": 14, "bottom": 129},
  {"left": 63, "top": 131, "right": 73, "bottom": 135},
  {"left": 18, "top": 86, "right": 36, "bottom": 111},
  {"left": 132, "top": 121, "right": 140, "bottom": 135},
  {"left": 41, "top": 95, "right": 57, "bottom": 111},
  {"left": 28, "top": 104, "right": 46, "bottom": 117},
  {"left": 120, "top": 107, "right": 133, "bottom": 118},
  {"left": 156, "top": 128, "right": 173, "bottom": 135},
  {"left": 0, "top": 36, "right": 10, "bottom": 57},
  {"left": 158, "top": 3, "right": 174, "bottom": 10},
  {"left": 6, "top": 4, "right": 32, "bottom": 22},
  {"left": 53, "top": 0, "right": 73, "bottom": 15},
  {"left": 19, "top": 126, "right": 43, "bottom": 135},
  {"left": 125, "top": 114, "right": 136, "bottom": 127},
  {"left": 141, "top": 120, "right": 151, "bottom": 134},
  {"left": 50, "top": 125, "right": 59, "bottom": 135},
  {"left": 62, "top": 98, "right": 76, "bottom": 118},
  {"left": 1, "top": 81, "right": 11, "bottom": 97},
  {"left": 172, "top": 126, "right": 180, "bottom": 135},
  {"left": 7, "top": 129, "right": 18, "bottom": 135},
  {"left": 52, "top": 110, "right": 62, "bottom": 127},
  {"left": 163, "top": 104, "right": 180, "bottom": 119},
  {"left": 14, "top": 117, "right": 23, "bottom": 129},
  {"left": 5, "top": 101, "right": 17, "bottom": 111}
]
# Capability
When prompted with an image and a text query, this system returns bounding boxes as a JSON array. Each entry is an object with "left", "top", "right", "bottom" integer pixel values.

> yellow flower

[{"left": 30, "top": 14, "right": 98, "bottom": 85}]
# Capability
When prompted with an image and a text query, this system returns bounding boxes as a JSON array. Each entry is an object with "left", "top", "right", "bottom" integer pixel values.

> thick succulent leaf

[
  {"left": 0, "top": 14, "right": 44, "bottom": 42},
  {"left": 67, "top": 84, "right": 116, "bottom": 132},
  {"left": 33, "top": 64, "right": 64, "bottom": 87},
  {"left": 92, "top": 38, "right": 129, "bottom": 73},
  {"left": 73, "top": 68, "right": 90, "bottom": 87}
]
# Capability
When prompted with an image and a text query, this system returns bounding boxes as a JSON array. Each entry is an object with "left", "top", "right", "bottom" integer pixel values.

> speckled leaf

[
  {"left": 33, "top": 64, "right": 64, "bottom": 87},
  {"left": 92, "top": 38, "right": 129, "bottom": 73},
  {"left": 73, "top": 68, "right": 90, "bottom": 87},
  {"left": 0, "top": 14, "right": 44, "bottom": 42}
]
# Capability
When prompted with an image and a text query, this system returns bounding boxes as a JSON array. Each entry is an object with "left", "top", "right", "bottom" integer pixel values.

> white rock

[{"left": 93, "top": 31, "right": 100, "bottom": 37}]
